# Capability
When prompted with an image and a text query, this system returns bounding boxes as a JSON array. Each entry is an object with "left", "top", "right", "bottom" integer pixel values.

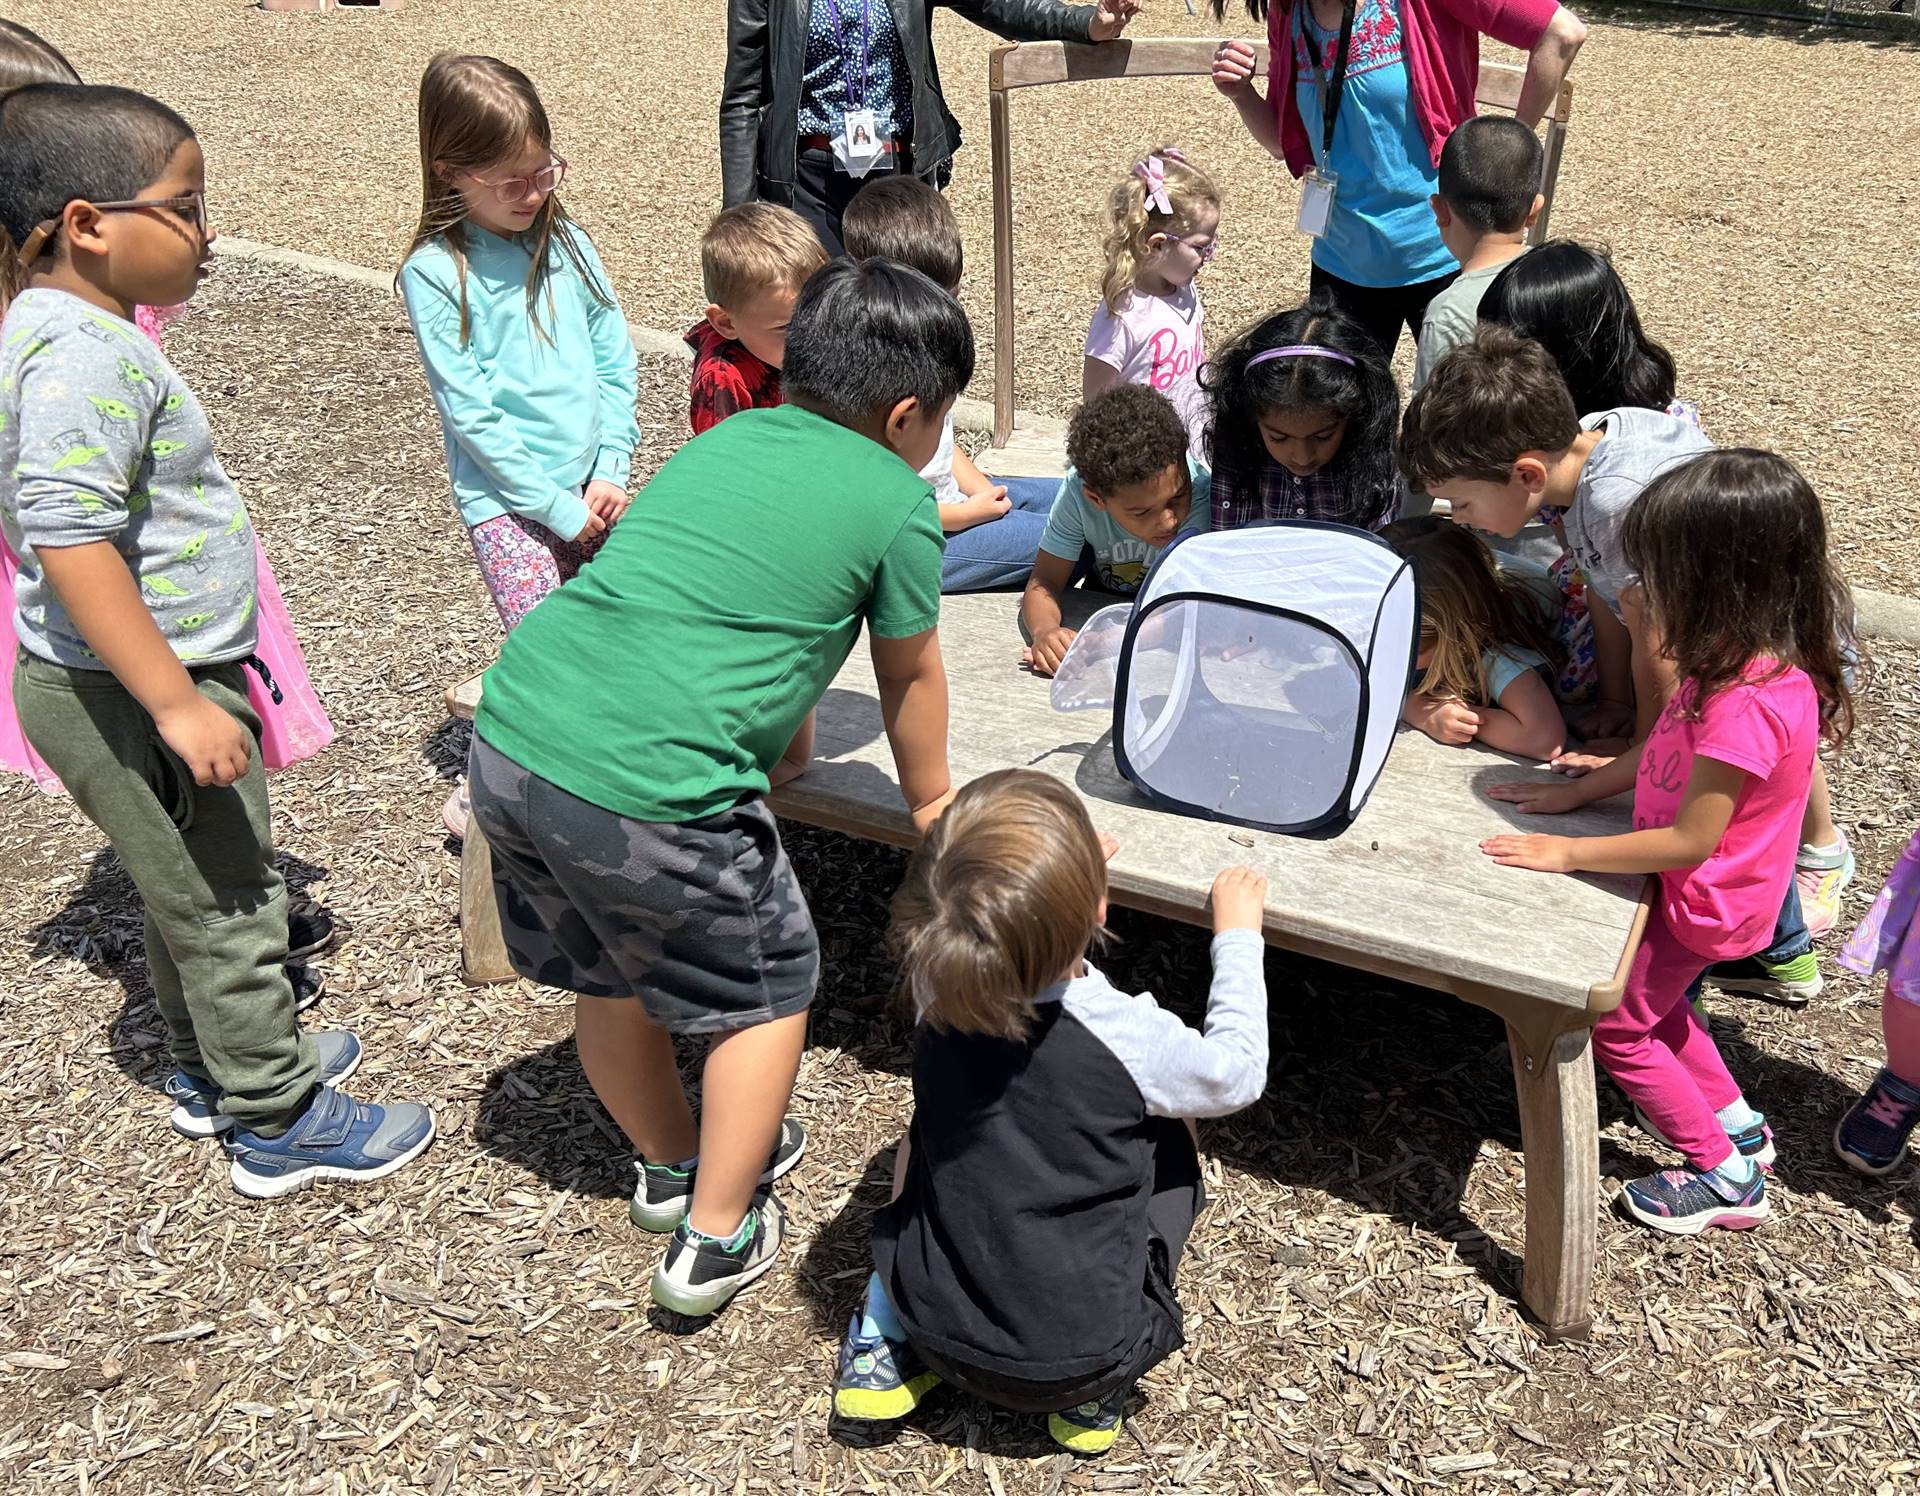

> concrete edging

[{"left": 212, "top": 234, "right": 1920, "bottom": 645}]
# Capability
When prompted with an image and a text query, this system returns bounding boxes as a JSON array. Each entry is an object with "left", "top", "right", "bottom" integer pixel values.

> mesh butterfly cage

[{"left": 1050, "top": 522, "right": 1420, "bottom": 835}]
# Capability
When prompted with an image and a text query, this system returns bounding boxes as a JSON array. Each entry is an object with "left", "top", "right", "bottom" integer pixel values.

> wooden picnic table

[{"left": 448, "top": 590, "right": 1647, "bottom": 1338}]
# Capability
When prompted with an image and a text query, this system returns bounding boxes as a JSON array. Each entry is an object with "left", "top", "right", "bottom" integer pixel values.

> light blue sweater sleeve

[
  {"left": 575, "top": 233, "right": 641, "bottom": 488},
  {"left": 399, "top": 249, "right": 591, "bottom": 541}
]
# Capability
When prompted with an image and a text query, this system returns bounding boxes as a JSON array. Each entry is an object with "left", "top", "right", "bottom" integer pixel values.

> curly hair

[
  {"left": 1199, "top": 295, "right": 1400, "bottom": 529},
  {"left": 1066, "top": 384, "right": 1191, "bottom": 496},
  {"left": 1098, "top": 145, "right": 1219, "bottom": 313}
]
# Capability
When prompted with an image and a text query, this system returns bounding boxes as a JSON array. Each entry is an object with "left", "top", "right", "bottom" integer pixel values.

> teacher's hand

[
  {"left": 1088, "top": 0, "right": 1142, "bottom": 43},
  {"left": 1211, "top": 38, "right": 1258, "bottom": 95}
]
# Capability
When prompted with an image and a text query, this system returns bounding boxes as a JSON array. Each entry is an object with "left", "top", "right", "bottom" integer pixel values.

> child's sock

[
  {"left": 1884, "top": 989, "right": 1920, "bottom": 1087},
  {"left": 686, "top": 1206, "right": 757, "bottom": 1253},
  {"left": 1709, "top": 1151, "right": 1758, "bottom": 1189},
  {"left": 859, "top": 1271, "right": 907, "bottom": 1343},
  {"left": 1715, "top": 1096, "right": 1763, "bottom": 1133},
  {"left": 1798, "top": 834, "right": 1849, "bottom": 862}
]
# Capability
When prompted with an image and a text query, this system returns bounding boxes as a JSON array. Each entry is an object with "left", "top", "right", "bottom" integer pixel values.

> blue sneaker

[
  {"left": 1833, "top": 1069, "right": 1920, "bottom": 1177},
  {"left": 1633, "top": 1102, "right": 1777, "bottom": 1170},
  {"left": 832, "top": 1315, "right": 941, "bottom": 1421},
  {"left": 1620, "top": 1164, "right": 1768, "bottom": 1236},
  {"left": 225, "top": 1084, "right": 435, "bottom": 1199},
  {"left": 1048, "top": 1383, "right": 1130, "bottom": 1456},
  {"left": 166, "top": 1032, "right": 363, "bottom": 1139}
]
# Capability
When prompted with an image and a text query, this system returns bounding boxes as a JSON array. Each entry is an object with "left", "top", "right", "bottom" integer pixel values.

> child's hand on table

[
  {"left": 1487, "top": 779, "right": 1590, "bottom": 816},
  {"left": 584, "top": 480, "right": 631, "bottom": 527},
  {"left": 1547, "top": 749, "right": 1614, "bottom": 778},
  {"left": 157, "top": 695, "right": 253, "bottom": 787},
  {"left": 1479, "top": 834, "right": 1577, "bottom": 874},
  {"left": 1021, "top": 626, "right": 1079, "bottom": 677},
  {"left": 1209, "top": 866, "right": 1268, "bottom": 933},
  {"left": 1405, "top": 692, "right": 1480, "bottom": 746}
]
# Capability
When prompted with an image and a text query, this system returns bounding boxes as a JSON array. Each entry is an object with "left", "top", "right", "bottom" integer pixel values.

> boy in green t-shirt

[{"left": 472, "top": 258, "right": 964, "bottom": 1318}]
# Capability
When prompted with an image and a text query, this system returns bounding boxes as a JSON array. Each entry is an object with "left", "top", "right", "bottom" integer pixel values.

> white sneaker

[
  {"left": 649, "top": 1196, "right": 786, "bottom": 1317},
  {"left": 441, "top": 781, "right": 470, "bottom": 840}
]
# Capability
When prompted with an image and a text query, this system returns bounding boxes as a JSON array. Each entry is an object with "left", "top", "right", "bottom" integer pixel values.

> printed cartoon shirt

[
  {"left": 1083, "top": 285, "right": 1209, "bottom": 455},
  {"left": 1038, "top": 456, "right": 1211, "bottom": 594},
  {"left": 0, "top": 288, "right": 257, "bottom": 670},
  {"left": 687, "top": 320, "right": 782, "bottom": 436}
]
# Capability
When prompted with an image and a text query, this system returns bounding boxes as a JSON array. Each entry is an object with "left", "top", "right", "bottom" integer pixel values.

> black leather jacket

[{"left": 721, "top": 0, "right": 1098, "bottom": 207}]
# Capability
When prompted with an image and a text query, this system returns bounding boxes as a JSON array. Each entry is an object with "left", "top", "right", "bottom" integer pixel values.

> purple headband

[{"left": 1246, "top": 344, "right": 1356, "bottom": 370}]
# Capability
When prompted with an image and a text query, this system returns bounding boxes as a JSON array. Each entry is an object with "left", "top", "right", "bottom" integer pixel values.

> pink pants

[
  {"left": 468, "top": 513, "right": 605, "bottom": 632},
  {"left": 1592, "top": 912, "right": 1743, "bottom": 1171}
]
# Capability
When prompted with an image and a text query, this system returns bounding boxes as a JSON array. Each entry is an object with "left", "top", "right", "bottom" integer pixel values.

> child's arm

[
  {"left": 1579, "top": 596, "right": 1636, "bottom": 740},
  {"left": 1402, "top": 692, "right": 1481, "bottom": 746},
  {"left": 940, "top": 489, "right": 1013, "bottom": 534},
  {"left": 1620, "top": 586, "right": 1678, "bottom": 741},
  {"left": 768, "top": 709, "right": 815, "bottom": 790},
  {"left": 578, "top": 233, "right": 642, "bottom": 522},
  {"left": 1489, "top": 743, "right": 1639, "bottom": 816},
  {"left": 1472, "top": 668, "right": 1567, "bottom": 762},
  {"left": 399, "top": 256, "right": 597, "bottom": 542},
  {"left": 1483, "top": 754, "right": 1743, "bottom": 876},
  {"left": 951, "top": 445, "right": 999, "bottom": 501},
  {"left": 1081, "top": 357, "right": 1121, "bottom": 406},
  {"left": 1062, "top": 867, "right": 1272, "bottom": 1119},
  {"left": 869, "top": 628, "right": 954, "bottom": 831},
  {"left": 1019, "top": 550, "right": 1081, "bottom": 676}
]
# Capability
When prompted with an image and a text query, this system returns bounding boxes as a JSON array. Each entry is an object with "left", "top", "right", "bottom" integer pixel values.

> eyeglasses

[
  {"left": 1154, "top": 231, "right": 1218, "bottom": 265},
  {"left": 16, "top": 193, "right": 209, "bottom": 268},
  {"left": 466, "top": 154, "right": 568, "bottom": 204}
]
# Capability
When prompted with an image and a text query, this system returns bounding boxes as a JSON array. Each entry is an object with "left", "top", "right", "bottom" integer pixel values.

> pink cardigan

[{"left": 1267, "top": 0, "right": 1560, "bottom": 177}]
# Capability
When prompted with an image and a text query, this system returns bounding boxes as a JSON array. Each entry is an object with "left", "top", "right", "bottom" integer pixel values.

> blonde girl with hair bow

[{"left": 1083, "top": 147, "right": 1221, "bottom": 459}]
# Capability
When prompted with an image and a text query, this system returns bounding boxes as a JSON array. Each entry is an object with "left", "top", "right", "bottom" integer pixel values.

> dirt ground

[
  {"left": 0, "top": 259, "right": 1916, "bottom": 1496},
  {"left": 8, "top": 0, "right": 1920, "bottom": 594}
]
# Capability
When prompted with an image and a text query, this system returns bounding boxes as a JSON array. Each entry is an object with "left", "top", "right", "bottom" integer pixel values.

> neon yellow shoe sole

[
  {"left": 1048, "top": 1408, "right": 1121, "bottom": 1455},
  {"left": 833, "top": 1372, "right": 941, "bottom": 1422}
]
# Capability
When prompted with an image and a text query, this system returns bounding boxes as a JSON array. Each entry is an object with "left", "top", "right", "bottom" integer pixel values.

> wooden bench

[
  {"left": 987, "top": 38, "right": 1576, "bottom": 445},
  {"left": 446, "top": 590, "right": 1643, "bottom": 1337}
]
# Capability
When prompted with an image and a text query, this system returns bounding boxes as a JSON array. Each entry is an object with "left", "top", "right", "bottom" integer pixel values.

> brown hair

[
  {"left": 0, "top": 20, "right": 80, "bottom": 92},
  {"left": 1397, "top": 326, "right": 1579, "bottom": 489},
  {"left": 1100, "top": 146, "right": 1219, "bottom": 313},
  {"left": 397, "top": 53, "right": 612, "bottom": 345},
  {"left": 841, "top": 176, "right": 962, "bottom": 293},
  {"left": 1623, "top": 449, "right": 1858, "bottom": 743},
  {"left": 1380, "top": 516, "right": 1561, "bottom": 705},
  {"left": 701, "top": 202, "right": 828, "bottom": 310},
  {"left": 889, "top": 771, "right": 1108, "bottom": 1041}
]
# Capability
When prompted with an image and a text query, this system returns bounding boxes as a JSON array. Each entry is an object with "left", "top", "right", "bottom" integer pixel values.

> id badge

[
  {"left": 1297, "top": 169, "right": 1337, "bottom": 239},
  {"left": 841, "top": 108, "right": 882, "bottom": 178}
]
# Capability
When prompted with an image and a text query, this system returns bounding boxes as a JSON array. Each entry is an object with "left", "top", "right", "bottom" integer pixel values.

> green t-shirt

[{"left": 476, "top": 405, "right": 944, "bottom": 822}]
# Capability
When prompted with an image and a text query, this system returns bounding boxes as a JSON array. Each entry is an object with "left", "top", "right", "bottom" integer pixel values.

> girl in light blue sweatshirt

[{"left": 399, "top": 53, "right": 640, "bottom": 833}]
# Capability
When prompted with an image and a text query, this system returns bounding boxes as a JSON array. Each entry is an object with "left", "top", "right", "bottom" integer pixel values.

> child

[
  {"left": 841, "top": 176, "right": 1055, "bottom": 593},
  {"left": 1481, "top": 450, "right": 1853, "bottom": 1233},
  {"left": 468, "top": 259, "right": 965, "bottom": 1316},
  {"left": 1834, "top": 829, "right": 1920, "bottom": 1175},
  {"left": 1380, "top": 517, "right": 1565, "bottom": 762},
  {"left": 0, "top": 82, "right": 433, "bottom": 1191},
  {"left": 1084, "top": 147, "right": 1219, "bottom": 456},
  {"left": 687, "top": 202, "right": 827, "bottom": 435},
  {"left": 398, "top": 53, "right": 640, "bottom": 836},
  {"left": 1203, "top": 298, "right": 1400, "bottom": 532},
  {"left": 0, "top": 18, "right": 77, "bottom": 90},
  {"left": 833, "top": 770, "right": 1269, "bottom": 1454},
  {"left": 1020, "top": 384, "right": 1210, "bottom": 677},
  {"left": 1410, "top": 116, "right": 1543, "bottom": 395}
]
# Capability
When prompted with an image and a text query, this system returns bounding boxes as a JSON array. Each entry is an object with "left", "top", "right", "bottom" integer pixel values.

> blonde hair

[
  {"left": 1099, "top": 145, "right": 1219, "bottom": 313},
  {"left": 700, "top": 203, "right": 828, "bottom": 310},
  {"left": 0, "top": 20, "right": 80, "bottom": 92},
  {"left": 1380, "top": 517, "right": 1562, "bottom": 706},
  {"left": 889, "top": 771, "right": 1108, "bottom": 1041},
  {"left": 397, "top": 53, "right": 612, "bottom": 345}
]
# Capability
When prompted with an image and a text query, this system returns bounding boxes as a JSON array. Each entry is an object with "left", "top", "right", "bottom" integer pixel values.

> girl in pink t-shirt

[
  {"left": 1083, "top": 147, "right": 1220, "bottom": 457},
  {"left": 1478, "top": 450, "right": 1856, "bottom": 1236}
]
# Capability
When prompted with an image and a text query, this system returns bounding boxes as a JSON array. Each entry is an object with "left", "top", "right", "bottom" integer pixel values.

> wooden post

[
  {"left": 989, "top": 67, "right": 1016, "bottom": 449},
  {"left": 1506, "top": 1023, "right": 1599, "bottom": 1339},
  {"left": 459, "top": 817, "right": 517, "bottom": 987}
]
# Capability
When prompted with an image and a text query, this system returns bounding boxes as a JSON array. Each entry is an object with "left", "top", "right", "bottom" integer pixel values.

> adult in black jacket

[{"left": 721, "top": 0, "right": 1142, "bottom": 253}]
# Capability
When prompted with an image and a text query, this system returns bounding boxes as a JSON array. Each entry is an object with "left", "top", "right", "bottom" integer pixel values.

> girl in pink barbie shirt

[
  {"left": 1480, "top": 450, "right": 1855, "bottom": 1236},
  {"left": 1083, "top": 147, "right": 1220, "bottom": 458}
]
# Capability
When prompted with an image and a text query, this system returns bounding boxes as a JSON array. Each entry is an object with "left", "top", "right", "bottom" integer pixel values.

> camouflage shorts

[{"left": 468, "top": 737, "right": 819, "bottom": 1034}]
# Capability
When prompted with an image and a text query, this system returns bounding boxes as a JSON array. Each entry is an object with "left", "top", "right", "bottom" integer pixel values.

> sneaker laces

[{"left": 1864, "top": 1084, "right": 1918, "bottom": 1130}]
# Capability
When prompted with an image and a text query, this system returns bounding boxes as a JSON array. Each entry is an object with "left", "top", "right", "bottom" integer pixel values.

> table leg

[
  {"left": 459, "top": 817, "right": 516, "bottom": 987},
  {"left": 1506, "top": 1022, "right": 1598, "bottom": 1339}
]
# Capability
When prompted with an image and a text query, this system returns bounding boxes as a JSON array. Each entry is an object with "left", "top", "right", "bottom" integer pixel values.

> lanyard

[
  {"left": 1298, "top": 0, "right": 1359, "bottom": 161},
  {"left": 822, "top": 0, "right": 871, "bottom": 111}
]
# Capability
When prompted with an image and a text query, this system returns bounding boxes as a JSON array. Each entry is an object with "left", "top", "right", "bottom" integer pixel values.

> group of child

[{"left": 3, "top": 19, "right": 1918, "bottom": 1460}]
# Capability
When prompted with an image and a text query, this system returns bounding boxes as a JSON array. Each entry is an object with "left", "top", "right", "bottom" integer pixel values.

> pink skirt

[
  {"left": 1841, "top": 827, "right": 1920, "bottom": 1006},
  {"left": 0, "top": 532, "right": 334, "bottom": 792}
]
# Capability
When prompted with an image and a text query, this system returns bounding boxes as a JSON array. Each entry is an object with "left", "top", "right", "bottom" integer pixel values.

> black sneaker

[
  {"left": 649, "top": 1196, "right": 786, "bottom": 1317},
  {"left": 1833, "top": 1068, "right": 1920, "bottom": 1176},
  {"left": 832, "top": 1314, "right": 941, "bottom": 1421},
  {"left": 1048, "top": 1383, "right": 1130, "bottom": 1455},
  {"left": 629, "top": 1118, "right": 807, "bottom": 1233},
  {"left": 287, "top": 907, "right": 338, "bottom": 962},
  {"left": 290, "top": 965, "right": 326, "bottom": 1014}
]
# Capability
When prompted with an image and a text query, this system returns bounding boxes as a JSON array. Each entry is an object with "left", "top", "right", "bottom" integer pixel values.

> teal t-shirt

[
  {"left": 476, "top": 405, "right": 944, "bottom": 823},
  {"left": 1037, "top": 455, "right": 1211, "bottom": 594},
  {"left": 1483, "top": 645, "right": 1549, "bottom": 704}
]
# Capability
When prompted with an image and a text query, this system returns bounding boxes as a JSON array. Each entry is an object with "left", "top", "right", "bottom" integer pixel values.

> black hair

[
  {"left": 1199, "top": 294, "right": 1399, "bottom": 529},
  {"left": 0, "top": 19, "right": 81, "bottom": 92},
  {"left": 1437, "top": 116, "right": 1542, "bottom": 234},
  {"left": 1477, "top": 240, "right": 1677, "bottom": 416},
  {"left": 782, "top": 257, "right": 975, "bottom": 428},
  {"left": 1067, "top": 384, "right": 1190, "bottom": 496},
  {"left": 841, "top": 176, "right": 963, "bottom": 294},
  {"left": 0, "top": 83, "right": 195, "bottom": 287}
]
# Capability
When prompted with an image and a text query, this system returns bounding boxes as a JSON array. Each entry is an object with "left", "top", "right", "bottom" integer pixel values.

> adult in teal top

[{"left": 399, "top": 219, "right": 640, "bottom": 543}]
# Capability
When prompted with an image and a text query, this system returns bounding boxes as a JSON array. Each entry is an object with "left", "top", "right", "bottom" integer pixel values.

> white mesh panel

[
  {"left": 1049, "top": 604, "right": 1133, "bottom": 715},
  {"left": 1353, "top": 566, "right": 1419, "bottom": 814}
]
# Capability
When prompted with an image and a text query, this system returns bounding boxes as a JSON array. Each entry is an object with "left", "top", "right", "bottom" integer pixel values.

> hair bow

[{"left": 1134, "top": 153, "right": 1174, "bottom": 216}]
